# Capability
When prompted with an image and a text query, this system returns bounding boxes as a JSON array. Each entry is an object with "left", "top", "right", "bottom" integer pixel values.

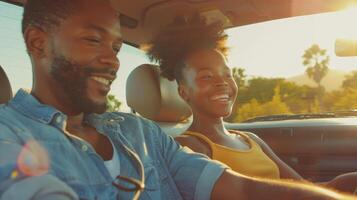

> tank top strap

[
  {"left": 183, "top": 131, "right": 216, "bottom": 148},
  {"left": 228, "top": 130, "right": 258, "bottom": 149}
]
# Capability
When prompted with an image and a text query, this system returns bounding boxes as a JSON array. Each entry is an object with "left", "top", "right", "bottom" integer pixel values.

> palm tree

[
  {"left": 302, "top": 44, "right": 329, "bottom": 88},
  {"left": 302, "top": 44, "right": 329, "bottom": 111}
]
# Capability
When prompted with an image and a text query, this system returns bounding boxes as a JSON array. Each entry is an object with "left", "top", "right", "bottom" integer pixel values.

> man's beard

[{"left": 50, "top": 55, "right": 111, "bottom": 114}]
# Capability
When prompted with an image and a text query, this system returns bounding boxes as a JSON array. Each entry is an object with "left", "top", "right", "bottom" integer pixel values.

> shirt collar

[
  {"left": 9, "top": 89, "right": 126, "bottom": 131},
  {"left": 9, "top": 89, "right": 64, "bottom": 125}
]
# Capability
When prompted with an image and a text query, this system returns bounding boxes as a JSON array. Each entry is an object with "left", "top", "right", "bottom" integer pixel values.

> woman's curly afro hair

[{"left": 147, "top": 15, "right": 228, "bottom": 82}]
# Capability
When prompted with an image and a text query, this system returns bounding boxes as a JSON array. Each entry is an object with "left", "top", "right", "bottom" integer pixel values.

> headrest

[
  {"left": 0, "top": 65, "right": 12, "bottom": 104},
  {"left": 126, "top": 64, "right": 192, "bottom": 122}
]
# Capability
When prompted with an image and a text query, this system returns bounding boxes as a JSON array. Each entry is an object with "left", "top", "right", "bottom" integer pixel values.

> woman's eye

[
  {"left": 201, "top": 74, "right": 212, "bottom": 79},
  {"left": 226, "top": 74, "right": 233, "bottom": 78}
]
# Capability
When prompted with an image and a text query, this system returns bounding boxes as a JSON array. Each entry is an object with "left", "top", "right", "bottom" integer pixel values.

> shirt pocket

[{"left": 141, "top": 163, "right": 161, "bottom": 200}]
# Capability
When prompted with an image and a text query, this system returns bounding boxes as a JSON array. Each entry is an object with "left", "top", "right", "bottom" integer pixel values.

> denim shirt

[{"left": 0, "top": 89, "right": 227, "bottom": 200}]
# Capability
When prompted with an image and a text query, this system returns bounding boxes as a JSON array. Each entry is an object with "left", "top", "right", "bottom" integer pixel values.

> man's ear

[
  {"left": 24, "top": 26, "right": 49, "bottom": 59},
  {"left": 178, "top": 84, "right": 189, "bottom": 102}
]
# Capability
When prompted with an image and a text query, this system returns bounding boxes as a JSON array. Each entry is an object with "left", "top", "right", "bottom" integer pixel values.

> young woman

[{"left": 147, "top": 16, "right": 357, "bottom": 193}]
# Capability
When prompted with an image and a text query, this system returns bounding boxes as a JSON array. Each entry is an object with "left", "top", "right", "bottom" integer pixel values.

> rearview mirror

[{"left": 335, "top": 38, "right": 357, "bottom": 57}]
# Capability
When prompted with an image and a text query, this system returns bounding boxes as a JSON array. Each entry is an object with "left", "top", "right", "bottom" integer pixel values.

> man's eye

[
  {"left": 113, "top": 45, "right": 122, "bottom": 53},
  {"left": 84, "top": 37, "right": 101, "bottom": 43}
]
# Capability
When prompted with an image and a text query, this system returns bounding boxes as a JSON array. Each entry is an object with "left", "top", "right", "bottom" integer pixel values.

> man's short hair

[{"left": 22, "top": 0, "right": 79, "bottom": 35}]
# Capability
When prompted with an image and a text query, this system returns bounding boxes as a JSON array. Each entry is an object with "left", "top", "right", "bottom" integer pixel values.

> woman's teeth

[{"left": 210, "top": 94, "right": 229, "bottom": 101}]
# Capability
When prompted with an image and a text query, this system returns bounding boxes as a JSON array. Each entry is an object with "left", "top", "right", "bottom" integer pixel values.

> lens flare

[{"left": 16, "top": 140, "right": 49, "bottom": 177}]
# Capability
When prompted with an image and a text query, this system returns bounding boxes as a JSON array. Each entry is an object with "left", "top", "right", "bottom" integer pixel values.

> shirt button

[
  {"left": 56, "top": 116, "right": 62, "bottom": 124},
  {"left": 81, "top": 145, "right": 88, "bottom": 152}
]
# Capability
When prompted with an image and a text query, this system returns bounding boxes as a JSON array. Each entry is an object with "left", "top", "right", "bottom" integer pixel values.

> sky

[
  {"left": 1, "top": 2, "right": 357, "bottom": 111},
  {"left": 226, "top": 8, "right": 357, "bottom": 78}
]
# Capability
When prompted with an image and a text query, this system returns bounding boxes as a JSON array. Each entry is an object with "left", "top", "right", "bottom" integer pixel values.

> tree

[
  {"left": 106, "top": 94, "right": 122, "bottom": 112},
  {"left": 237, "top": 77, "right": 284, "bottom": 105},
  {"left": 302, "top": 44, "right": 329, "bottom": 110},
  {"left": 232, "top": 67, "right": 246, "bottom": 89},
  {"left": 226, "top": 76, "right": 318, "bottom": 122},
  {"left": 278, "top": 81, "right": 315, "bottom": 113},
  {"left": 225, "top": 67, "right": 246, "bottom": 122},
  {"left": 302, "top": 44, "right": 329, "bottom": 88},
  {"left": 332, "top": 88, "right": 357, "bottom": 111},
  {"left": 234, "top": 99, "right": 263, "bottom": 122},
  {"left": 342, "top": 71, "right": 357, "bottom": 89},
  {"left": 234, "top": 86, "right": 291, "bottom": 122}
]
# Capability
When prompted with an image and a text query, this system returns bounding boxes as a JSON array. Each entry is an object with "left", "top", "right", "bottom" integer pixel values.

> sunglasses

[{"left": 112, "top": 143, "right": 145, "bottom": 200}]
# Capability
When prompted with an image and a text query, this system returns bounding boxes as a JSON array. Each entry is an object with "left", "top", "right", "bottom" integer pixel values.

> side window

[
  {"left": 115, "top": 45, "right": 151, "bottom": 112},
  {"left": 0, "top": 2, "right": 151, "bottom": 112},
  {"left": 0, "top": 2, "right": 32, "bottom": 93}
]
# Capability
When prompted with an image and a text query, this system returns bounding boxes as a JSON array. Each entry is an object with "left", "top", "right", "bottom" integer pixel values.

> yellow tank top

[{"left": 184, "top": 130, "right": 280, "bottom": 179}]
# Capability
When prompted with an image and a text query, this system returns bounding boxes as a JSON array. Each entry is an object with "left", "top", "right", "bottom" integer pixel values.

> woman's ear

[{"left": 178, "top": 84, "right": 189, "bottom": 102}]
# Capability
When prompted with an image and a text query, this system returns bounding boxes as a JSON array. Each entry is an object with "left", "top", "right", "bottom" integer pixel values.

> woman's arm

[
  {"left": 244, "top": 132, "right": 303, "bottom": 180},
  {"left": 244, "top": 132, "right": 357, "bottom": 193},
  {"left": 212, "top": 169, "right": 355, "bottom": 200}
]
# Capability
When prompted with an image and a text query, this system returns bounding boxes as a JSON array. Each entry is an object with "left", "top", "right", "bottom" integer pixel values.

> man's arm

[
  {"left": 154, "top": 123, "right": 227, "bottom": 200},
  {"left": 0, "top": 124, "right": 78, "bottom": 200},
  {"left": 212, "top": 169, "right": 355, "bottom": 200},
  {"left": 1, "top": 174, "right": 79, "bottom": 200}
]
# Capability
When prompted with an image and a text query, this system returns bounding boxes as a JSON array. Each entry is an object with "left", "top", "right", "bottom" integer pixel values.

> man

[{"left": 0, "top": 0, "right": 355, "bottom": 199}]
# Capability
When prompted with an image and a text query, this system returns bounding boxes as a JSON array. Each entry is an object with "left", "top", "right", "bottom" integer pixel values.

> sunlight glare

[
  {"left": 333, "top": 5, "right": 357, "bottom": 38},
  {"left": 16, "top": 140, "right": 50, "bottom": 177}
]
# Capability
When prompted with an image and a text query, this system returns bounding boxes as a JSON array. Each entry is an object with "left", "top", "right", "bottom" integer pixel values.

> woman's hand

[{"left": 325, "top": 172, "right": 357, "bottom": 194}]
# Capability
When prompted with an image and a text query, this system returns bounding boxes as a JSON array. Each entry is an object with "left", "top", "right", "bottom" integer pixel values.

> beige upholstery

[
  {"left": 126, "top": 64, "right": 192, "bottom": 136},
  {"left": 0, "top": 65, "right": 12, "bottom": 104}
]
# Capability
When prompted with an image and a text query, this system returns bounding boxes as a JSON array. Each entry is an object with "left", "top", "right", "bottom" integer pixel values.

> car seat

[
  {"left": 126, "top": 64, "right": 192, "bottom": 137},
  {"left": 0, "top": 65, "right": 12, "bottom": 104}
]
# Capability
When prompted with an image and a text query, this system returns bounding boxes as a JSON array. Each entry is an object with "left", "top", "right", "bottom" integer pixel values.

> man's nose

[{"left": 99, "top": 51, "right": 120, "bottom": 71}]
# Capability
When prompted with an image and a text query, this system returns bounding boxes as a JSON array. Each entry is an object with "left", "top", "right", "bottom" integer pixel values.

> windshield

[
  {"left": 224, "top": 9, "right": 357, "bottom": 122},
  {"left": 1, "top": 2, "right": 356, "bottom": 120}
]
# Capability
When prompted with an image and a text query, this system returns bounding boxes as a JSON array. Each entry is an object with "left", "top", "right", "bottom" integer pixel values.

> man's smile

[{"left": 91, "top": 76, "right": 112, "bottom": 86}]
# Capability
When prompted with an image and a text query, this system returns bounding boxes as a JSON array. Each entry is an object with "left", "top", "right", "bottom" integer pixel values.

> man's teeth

[
  {"left": 92, "top": 76, "right": 110, "bottom": 86},
  {"left": 211, "top": 94, "right": 229, "bottom": 101}
]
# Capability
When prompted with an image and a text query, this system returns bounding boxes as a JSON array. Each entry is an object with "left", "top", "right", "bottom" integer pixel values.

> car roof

[{"left": 1, "top": 0, "right": 354, "bottom": 46}]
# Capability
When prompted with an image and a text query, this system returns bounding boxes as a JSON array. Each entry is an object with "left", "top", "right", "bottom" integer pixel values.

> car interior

[
  {"left": 1, "top": 0, "right": 357, "bottom": 186},
  {"left": 227, "top": 120, "right": 357, "bottom": 181},
  {"left": 126, "top": 64, "right": 192, "bottom": 137}
]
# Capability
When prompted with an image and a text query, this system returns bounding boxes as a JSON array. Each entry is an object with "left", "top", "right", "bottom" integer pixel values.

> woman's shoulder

[
  {"left": 229, "top": 130, "right": 264, "bottom": 146},
  {"left": 175, "top": 132, "right": 212, "bottom": 157}
]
